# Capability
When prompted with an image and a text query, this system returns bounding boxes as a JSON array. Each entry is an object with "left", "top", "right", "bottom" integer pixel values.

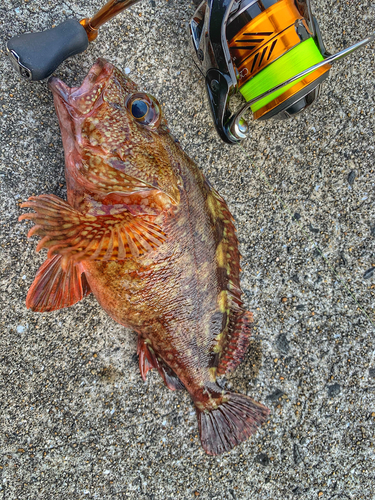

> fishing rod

[{"left": 6, "top": 0, "right": 142, "bottom": 81}]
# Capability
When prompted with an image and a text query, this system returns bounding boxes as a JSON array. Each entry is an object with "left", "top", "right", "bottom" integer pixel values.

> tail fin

[{"left": 196, "top": 391, "right": 269, "bottom": 455}]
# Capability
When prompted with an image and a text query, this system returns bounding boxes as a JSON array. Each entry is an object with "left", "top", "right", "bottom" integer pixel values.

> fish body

[{"left": 20, "top": 59, "right": 269, "bottom": 455}]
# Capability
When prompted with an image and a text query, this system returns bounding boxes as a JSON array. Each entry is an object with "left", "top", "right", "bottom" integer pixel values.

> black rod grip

[{"left": 6, "top": 19, "right": 89, "bottom": 81}]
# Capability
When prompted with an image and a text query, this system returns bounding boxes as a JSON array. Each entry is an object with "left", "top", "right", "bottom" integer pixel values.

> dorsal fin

[
  {"left": 204, "top": 185, "right": 253, "bottom": 374},
  {"left": 216, "top": 311, "right": 253, "bottom": 375},
  {"left": 26, "top": 254, "right": 91, "bottom": 312}
]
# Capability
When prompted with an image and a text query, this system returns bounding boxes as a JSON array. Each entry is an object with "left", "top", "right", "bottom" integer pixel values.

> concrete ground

[{"left": 1, "top": 0, "right": 374, "bottom": 498}]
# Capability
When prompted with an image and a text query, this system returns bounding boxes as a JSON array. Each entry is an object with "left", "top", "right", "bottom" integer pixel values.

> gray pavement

[{"left": 0, "top": 0, "right": 374, "bottom": 498}]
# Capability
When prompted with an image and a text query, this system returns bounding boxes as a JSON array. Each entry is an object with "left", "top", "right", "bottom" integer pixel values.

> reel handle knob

[{"left": 6, "top": 19, "right": 89, "bottom": 81}]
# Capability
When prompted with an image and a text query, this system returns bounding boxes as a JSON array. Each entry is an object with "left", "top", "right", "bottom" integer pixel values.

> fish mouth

[{"left": 48, "top": 58, "right": 114, "bottom": 105}]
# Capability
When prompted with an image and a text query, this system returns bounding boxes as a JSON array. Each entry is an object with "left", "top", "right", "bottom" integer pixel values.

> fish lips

[{"left": 48, "top": 58, "right": 114, "bottom": 116}]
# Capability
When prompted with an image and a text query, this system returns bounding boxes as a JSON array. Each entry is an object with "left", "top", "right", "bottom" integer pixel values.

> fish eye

[
  {"left": 127, "top": 93, "right": 161, "bottom": 127},
  {"left": 131, "top": 99, "right": 149, "bottom": 119}
]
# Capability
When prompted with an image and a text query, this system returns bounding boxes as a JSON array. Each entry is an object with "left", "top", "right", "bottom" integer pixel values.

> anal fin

[
  {"left": 137, "top": 336, "right": 184, "bottom": 391},
  {"left": 26, "top": 254, "right": 91, "bottom": 312}
]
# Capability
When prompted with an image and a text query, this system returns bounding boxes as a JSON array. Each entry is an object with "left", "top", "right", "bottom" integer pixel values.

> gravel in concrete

[{"left": 1, "top": 0, "right": 374, "bottom": 498}]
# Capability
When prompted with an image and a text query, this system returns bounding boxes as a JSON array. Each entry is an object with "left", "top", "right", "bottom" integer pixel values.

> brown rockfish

[{"left": 19, "top": 59, "right": 269, "bottom": 455}]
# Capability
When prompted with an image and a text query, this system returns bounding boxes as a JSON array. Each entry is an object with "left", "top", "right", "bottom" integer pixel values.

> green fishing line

[{"left": 240, "top": 38, "right": 325, "bottom": 112}]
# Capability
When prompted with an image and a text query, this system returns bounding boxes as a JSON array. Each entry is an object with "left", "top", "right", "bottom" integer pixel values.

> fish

[{"left": 19, "top": 58, "right": 269, "bottom": 455}]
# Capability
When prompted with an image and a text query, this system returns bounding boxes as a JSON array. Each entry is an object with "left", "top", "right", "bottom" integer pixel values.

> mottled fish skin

[{"left": 19, "top": 59, "right": 269, "bottom": 455}]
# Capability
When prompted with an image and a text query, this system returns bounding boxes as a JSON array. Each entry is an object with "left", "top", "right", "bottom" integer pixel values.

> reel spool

[{"left": 190, "top": 0, "right": 375, "bottom": 144}]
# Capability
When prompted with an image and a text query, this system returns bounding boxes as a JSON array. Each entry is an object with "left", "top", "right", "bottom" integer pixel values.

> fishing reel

[
  {"left": 6, "top": 0, "right": 374, "bottom": 145},
  {"left": 189, "top": 0, "right": 375, "bottom": 143}
]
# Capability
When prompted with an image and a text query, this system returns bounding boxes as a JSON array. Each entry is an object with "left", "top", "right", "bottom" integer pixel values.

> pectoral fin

[
  {"left": 19, "top": 194, "right": 166, "bottom": 267},
  {"left": 26, "top": 254, "right": 91, "bottom": 312}
]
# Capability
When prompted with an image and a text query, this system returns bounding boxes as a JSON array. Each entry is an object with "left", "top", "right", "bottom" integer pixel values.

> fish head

[{"left": 49, "top": 58, "right": 182, "bottom": 206}]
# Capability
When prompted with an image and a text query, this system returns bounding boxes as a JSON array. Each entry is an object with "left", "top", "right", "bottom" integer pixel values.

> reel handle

[
  {"left": 6, "top": 0, "right": 141, "bottom": 81},
  {"left": 7, "top": 20, "right": 89, "bottom": 81}
]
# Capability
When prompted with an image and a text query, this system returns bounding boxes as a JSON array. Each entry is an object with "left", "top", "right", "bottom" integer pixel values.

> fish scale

[{"left": 19, "top": 58, "right": 269, "bottom": 455}]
